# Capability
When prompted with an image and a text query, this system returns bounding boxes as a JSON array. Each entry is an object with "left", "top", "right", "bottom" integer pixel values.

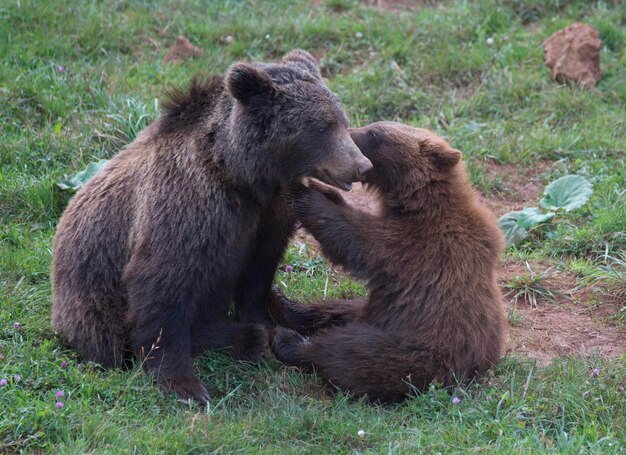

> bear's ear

[
  {"left": 225, "top": 63, "right": 274, "bottom": 104},
  {"left": 429, "top": 143, "right": 462, "bottom": 171},
  {"left": 282, "top": 49, "right": 322, "bottom": 79}
]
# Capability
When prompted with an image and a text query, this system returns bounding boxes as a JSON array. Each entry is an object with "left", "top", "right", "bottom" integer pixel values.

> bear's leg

[
  {"left": 272, "top": 324, "right": 438, "bottom": 403},
  {"left": 134, "top": 332, "right": 210, "bottom": 404},
  {"left": 234, "top": 195, "right": 295, "bottom": 324},
  {"left": 267, "top": 286, "right": 362, "bottom": 336},
  {"left": 125, "top": 272, "right": 212, "bottom": 403},
  {"left": 52, "top": 219, "right": 129, "bottom": 368},
  {"left": 52, "top": 291, "right": 129, "bottom": 369},
  {"left": 293, "top": 186, "right": 384, "bottom": 279},
  {"left": 190, "top": 321, "right": 269, "bottom": 363},
  {"left": 131, "top": 322, "right": 210, "bottom": 403}
]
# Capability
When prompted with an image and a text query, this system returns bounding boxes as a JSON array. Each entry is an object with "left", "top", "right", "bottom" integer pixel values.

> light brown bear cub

[{"left": 270, "top": 122, "right": 507, "bottom": 403}]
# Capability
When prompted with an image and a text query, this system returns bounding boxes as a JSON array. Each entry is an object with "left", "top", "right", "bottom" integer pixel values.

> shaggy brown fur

[
  {"left": 51, "top": 50, "right": 372, "bottom": 404},
  {"left": 270, "top": 122, "right": 507, "bottom": 403}
]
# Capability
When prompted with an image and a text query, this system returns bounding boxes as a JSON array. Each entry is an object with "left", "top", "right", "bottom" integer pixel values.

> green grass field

[{"left": 1, "top": 0, "right": 625, "bottom": 452}]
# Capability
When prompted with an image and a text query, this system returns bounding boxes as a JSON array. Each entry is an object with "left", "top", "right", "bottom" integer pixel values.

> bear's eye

[
  {"left": 318, "top": 124, "right": 332, "bottom": 134},
  {"left": 368, "top": 130, "right": 378, "bottom": 138}
]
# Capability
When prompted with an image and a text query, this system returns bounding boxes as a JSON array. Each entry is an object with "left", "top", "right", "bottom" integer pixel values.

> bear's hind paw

[
  {"left": 230, "top": 324, "right": 270, "bottom": 364},
  {"left": 272, "top": 326, "right": 311, "bottom": 369}
]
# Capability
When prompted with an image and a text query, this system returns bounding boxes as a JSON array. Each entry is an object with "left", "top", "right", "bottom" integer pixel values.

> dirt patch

[
  {"left": 294, "top": 181, "right": 625, "bottom": 364},
  {"left": 500, "top": 261, "right": 625, "bottom": 365},
  {"left": 481, "top": 159, "right": 554, "bottom": 217}
]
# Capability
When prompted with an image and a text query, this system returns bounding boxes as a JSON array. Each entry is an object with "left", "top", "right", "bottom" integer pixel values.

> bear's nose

[{"left": 357, "top": 159, "right": 373, "bottom": 178}]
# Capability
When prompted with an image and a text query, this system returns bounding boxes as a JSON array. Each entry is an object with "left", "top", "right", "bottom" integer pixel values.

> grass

[
  {"left": 1, "top": 0, "right": 625, "bottom": 452},
  {"left": 503, "top": 263, "right": 557, "bottom": 307}
]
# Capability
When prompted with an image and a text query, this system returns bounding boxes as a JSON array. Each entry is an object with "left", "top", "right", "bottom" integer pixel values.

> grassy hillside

[{"left": 1, "top": 0, "right": 624, "bottom": 452}]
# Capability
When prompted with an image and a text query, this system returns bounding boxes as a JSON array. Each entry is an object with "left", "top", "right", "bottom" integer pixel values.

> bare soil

[
  {"left": 483, "top": 159, "right": 555, "bottom": 217},
  {"left": 295, "top": 169, "right": 626, "bottom": 364},
  {"left": 500, "top": 261, "right": 625, "bottom": 365}
]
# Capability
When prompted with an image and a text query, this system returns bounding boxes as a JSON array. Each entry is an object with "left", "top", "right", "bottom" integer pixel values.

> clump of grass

[
  {"left": 503, "top": 262, "right": 558, "bottom": 307},
  {"left": 276, "top": 242, "right": 367, "bottom": 301},
  {"left": 507, "top": 305, "right": 525, "bottom": 326},
  {"left": 106, "top": 97, "right": 159, "bottom": 144},
  {"left": 580, "top": 253, "right": 626, "bottom": 321}
]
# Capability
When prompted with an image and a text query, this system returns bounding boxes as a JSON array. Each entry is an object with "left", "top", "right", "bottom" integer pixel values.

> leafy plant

[
  {"left": 539, "top": 175, "right": 593, "bottom": 212},
  {"left": 498, "top": 175, "right": 593, "bottom": 248},
  {"left": 57, "top": 159, "right": 110, "bottom": 192}
]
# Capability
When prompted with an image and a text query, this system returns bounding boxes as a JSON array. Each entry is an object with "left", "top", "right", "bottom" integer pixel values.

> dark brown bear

[
  {"left": 51, "top": 50, "right": 372, "bottom": 404},
  {"left": 270, "top": 122, "right": 507, "bottom": 403}
]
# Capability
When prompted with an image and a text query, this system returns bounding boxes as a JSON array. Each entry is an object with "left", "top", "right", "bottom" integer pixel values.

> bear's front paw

[
  {"left": 291, "top": 181, "right": 342, "bottom": 223},
  {"left": 308, "top": 179, "right": 346, "bottom": 206},
  {"left": 161, "top": 374, "right": 211, "bottom": 404},
  {"left": 272, "top": 326, "right": 309, "bottom": 367},
  {"left": 283, "top": 182, "right": 313, "bottom": 221},
  {"left": 284, "top": 181, "right": 311, "bottom": 203}
]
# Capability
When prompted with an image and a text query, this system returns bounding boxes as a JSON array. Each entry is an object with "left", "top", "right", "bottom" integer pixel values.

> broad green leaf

[
  {"left": 58, "top": 159, "right": 109, "bottom": 192},
  {"left": 540, "top": 175, "right": 593, "bottom": 211},
  {"left": 517, "top": 207, "right": 555, "bottom": 228},
  {"left": 54, "top": 121, "right": 62, "bottom": 136},
  {"left": 498, "top": 211, "right": 528, "bottom": 248}
]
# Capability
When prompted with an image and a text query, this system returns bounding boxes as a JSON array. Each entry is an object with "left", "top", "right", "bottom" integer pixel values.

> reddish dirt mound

[
  {"left": 294, "top": 175, "right": 625, "bottom": 364},
  {"left": 162, "top": 35, "right": 203, "bottom": 64}
]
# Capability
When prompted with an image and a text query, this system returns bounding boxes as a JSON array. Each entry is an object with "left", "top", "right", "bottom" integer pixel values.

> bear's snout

[{"left": 356, "top": 157, "right": 373, "bottom": 178}]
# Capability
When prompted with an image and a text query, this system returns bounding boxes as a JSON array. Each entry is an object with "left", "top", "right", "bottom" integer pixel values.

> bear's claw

[{"left": 162, "top": 374, "right": 211, "bottom": 405}]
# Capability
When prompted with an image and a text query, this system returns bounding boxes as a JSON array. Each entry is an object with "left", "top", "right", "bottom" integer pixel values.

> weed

[
  {"left": 581, "top": 253, "right": 626, "bottom": 315},
  {"left": 503, "top": 263, "right": 558, "bottom": 307}
]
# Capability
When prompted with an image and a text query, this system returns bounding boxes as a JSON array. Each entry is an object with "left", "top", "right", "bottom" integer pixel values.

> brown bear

[
  {"left": 270, "top": 121, "right": 507, "bottom": 403},
  {"left": 51, "top": 50, "right": 372, "bottom": 404}
]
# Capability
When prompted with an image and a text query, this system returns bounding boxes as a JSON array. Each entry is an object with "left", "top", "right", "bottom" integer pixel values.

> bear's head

[
  {"left": 349, "top": 121, "right": 462, "bottom": 199},
  {"left": 225, "top": 49, "right": 372, "bottom": 190}
]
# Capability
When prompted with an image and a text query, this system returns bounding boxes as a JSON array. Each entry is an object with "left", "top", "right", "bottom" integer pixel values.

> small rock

[
  {"left": 162, "top": 35, "right": 203, "bottom": 64},
  {"left": 543, "top": 22, "right": 602, "bottom": 88}
]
